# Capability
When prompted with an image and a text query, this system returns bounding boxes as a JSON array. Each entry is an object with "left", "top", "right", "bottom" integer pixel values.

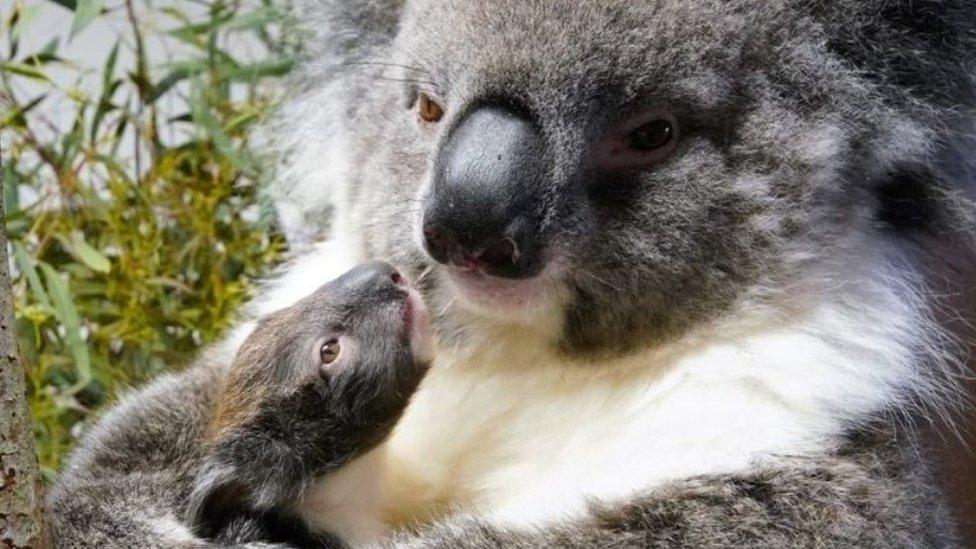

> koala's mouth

[
  {"left": 403, "top": 284, "right": 435, "bottom": 364},
  {"left": 441, "top": 265, "right": 564, "bottom": 321}
]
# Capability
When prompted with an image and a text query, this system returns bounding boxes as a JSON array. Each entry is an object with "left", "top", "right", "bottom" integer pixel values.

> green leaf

[
  {"left": 167, "top": 113, "right": 194, "bottom": 124},
  {"left": 1, "top": 94, "right": 46, "bottom": 128},
  {"left": 13, "top": 243, "right": 52, "bottom": 309},
  {"left": 100, "top": 40, "right": 119, "bottom": 91},
  {"left": 224, "top": 111, "right": 259, "bottom": 134},
  {"left": 90, "top": 41, "right": 120, "bottom": 143},
  {"left": 166, "top": 12, "right": 234, "bottom": 42},
  {"left": 89, "top": 80, "right": 120, "bottom": 143},
  {"left": 39, "top": 263, "right": 92, "bottom": 387},
  {"left": 0, "top": 62, "right": 50, "bottom": 81},
  {"left": 40, "top": 37, "right": 60, "bottom": 57},
  {"left": 69, "top": 0, "right": 105, "bottom": 39},
  {"left": 45, "top": 0, "right": 78, "bottom": 10},
  {"left": 221, "top": 58, "right": 293, "bottom": 82},
  {"left": 222, "top": 7, "right": 280, "bottom": 32},
  {"left": 56, "top": 233, "right": 112, "bottom": 274},
  {"left": 168, "top": 7, "right": 278, "bottom": 40},
  {"left": 3, "top": 164, "right": 20, "bottom": 215},
  {"left": 108, "top": 113, "right": 128, "bottom": 157},
  {"left": 58, "top": 106, "right": 86, "bottom": 169},
  {"left": 72, "top": 234, "right": 112, "bottom": 274},
  {"left": 146, "top": 63, "right": 205, "bottom": 103},
  {"left": 190, "top": 79, "right": 253, "bottom": 172},
  {"left": 21, "top": 37, "right": 61, "bottom": 65}
]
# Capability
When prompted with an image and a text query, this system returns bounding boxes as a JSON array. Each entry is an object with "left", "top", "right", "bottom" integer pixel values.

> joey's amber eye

[
  {"left": 628, "top": 119, "right": 674, "bottom": 151},
  {"left": 418, "top": 93, "right": 444, "bottom": 123},
  {"left": 320, "top": 340, "right": 341, "bottom": 365}
]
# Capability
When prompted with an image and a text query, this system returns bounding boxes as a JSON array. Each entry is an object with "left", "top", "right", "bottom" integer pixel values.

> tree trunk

[{"left": 0, "top": 149, "right": 49, "bottom": 547}]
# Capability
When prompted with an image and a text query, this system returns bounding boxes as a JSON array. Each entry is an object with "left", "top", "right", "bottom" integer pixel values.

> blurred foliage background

[{"left": 0, "top": 0, "right": 296, "bottom": 477}]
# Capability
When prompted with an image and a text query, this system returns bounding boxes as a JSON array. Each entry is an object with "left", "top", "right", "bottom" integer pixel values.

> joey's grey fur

[{"left": 49, "top": 262, "right": 429, "bottom": 547}]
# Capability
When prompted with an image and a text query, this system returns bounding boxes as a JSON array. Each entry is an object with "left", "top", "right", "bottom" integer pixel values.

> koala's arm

[{"left": 389, "top": 439, "right": 954, "bottom": 548}]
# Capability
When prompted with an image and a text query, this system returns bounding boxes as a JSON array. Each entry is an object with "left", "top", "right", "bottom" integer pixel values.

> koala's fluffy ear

[{"left": 293, "top": 0, "right": 405, "bottom": 59}]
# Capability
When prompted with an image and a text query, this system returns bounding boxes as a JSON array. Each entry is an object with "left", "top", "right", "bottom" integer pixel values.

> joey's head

[
  {"left": 212, "top": 261, "right": 431, "bottom": 447},
  {"left": 187, "top": 262, "right": 431, "bottom": 536},
  {"left": 285, "top": 0, "right": 975, "bottom": 357}
]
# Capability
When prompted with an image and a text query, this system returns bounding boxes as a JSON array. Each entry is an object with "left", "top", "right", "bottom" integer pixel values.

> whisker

[
  {"left": 438, "top": 297, "right": 458, "bottom": 318},
  {"left": 334, "top": 60, "right": 429, "bottom": 73},
  {"left": 362, "top": 75, "right": 440, "bottom": 87},
  {"left": 415, "top": 265, "right": 435, "bottom": 285},
  {"left": 578, "top": 270, "right": 623, "bottom": 293}
]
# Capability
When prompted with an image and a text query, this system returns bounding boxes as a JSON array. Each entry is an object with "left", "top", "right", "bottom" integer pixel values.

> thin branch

[{"left": 0, "top": 81, "right": 76, "bottom": 193}]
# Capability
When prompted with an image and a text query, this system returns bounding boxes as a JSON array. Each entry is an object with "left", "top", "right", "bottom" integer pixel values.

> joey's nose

[
  {"left": 422, "top": 103, "right": 548, "bottom": 279},
  {"left": 332, "top": 261, "right": 405, "bottom": 297}
]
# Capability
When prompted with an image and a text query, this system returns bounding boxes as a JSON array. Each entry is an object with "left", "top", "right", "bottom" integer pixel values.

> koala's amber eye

[
  {"left": 320, "top": 340, "right": 341, "bottom": 365},
  {"left": 418, "top": 93, "right": 444, "bottom": 124},
  {"left": 628, "top": 119, "right": 674, "bottom": 151}
]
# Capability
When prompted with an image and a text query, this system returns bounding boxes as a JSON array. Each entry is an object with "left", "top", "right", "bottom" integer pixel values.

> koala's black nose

[
  {"left": 422, "top": 104, "right": 548, "bottom": 280},
  {"left": 332, "top": 261, "right": 405, "bottom": 298}
]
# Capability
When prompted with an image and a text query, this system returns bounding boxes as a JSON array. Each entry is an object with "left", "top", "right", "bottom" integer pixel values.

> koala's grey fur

[
  {"left": 48, "top": 0, "right": 976, "bottom": 546},
  {"left": 49, "top": 264, "right": 428, "bottom": 547},
  {"left": 271, "top": 0, "right": 975, "bottom": 358},
  {"left": 390, "top": 428, "right": 954, "bottom": 548},
  {"left": 254, "top": 0, "right": 976, "bottom": 546}
]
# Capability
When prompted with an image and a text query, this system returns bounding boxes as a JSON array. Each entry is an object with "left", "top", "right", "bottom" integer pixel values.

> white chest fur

[{"left": 234, "top": 238, "right": 924, "bottom": 546}]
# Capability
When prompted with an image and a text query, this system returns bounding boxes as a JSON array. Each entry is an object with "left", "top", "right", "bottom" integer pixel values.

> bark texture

[{"left": 0, "top": 150, "right": 49, "bottom": 548}]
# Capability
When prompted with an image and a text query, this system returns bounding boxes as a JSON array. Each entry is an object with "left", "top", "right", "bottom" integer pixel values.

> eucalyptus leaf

[
  {"left": 21, "top": 37, "right": 61, "bottom": 65},
  {"left": 0, "top": 62, "right": 50, "bottom": 81},
  {"left": 3, "top": 164, "right": 20, "bottom": 214},
  {"left": 1, "top": 94, "right": 46, "bottom": 129},
  {"left": 222, "top": 8, "right": 280, "bottom": 32},
  {"left": 39, "top": 263, "right": 92, "bottom": 387},
  {"left": 40, "top": 37, "right": 60, "bottom": 56},
  {"left": 70, "top": 233, "right": 112, "bottom": 274},
  {"left": 190, "top": 79, "right": 253, "bottom": 172},
  {"left": 147, "top": 64, "right": 204, "bottom": 103},
  {"left": 45, "top": 0, "right": 78, "bottom": 11},
  {"left": 221, "top": 59, "right": 293, "bottom": 82},
  {"left": 13, "top": 243, "right": 51, "bottom": 309},
  {"left": 90, "top": 41, "right": 120, "bottom": 143},
  {"left": 55, "top": 233, "right": 112, "bottom": 274},
  {"left": 58, "top": 106, "right": 87, "bottom": 169},
  {"left": 69, "top": 0, "right": 105, "bottom": 38}
]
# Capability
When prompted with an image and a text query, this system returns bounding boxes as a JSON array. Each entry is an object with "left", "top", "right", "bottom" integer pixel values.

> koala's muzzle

[{"left": 422, "top": 105, "right": 547, "bottom": 280}]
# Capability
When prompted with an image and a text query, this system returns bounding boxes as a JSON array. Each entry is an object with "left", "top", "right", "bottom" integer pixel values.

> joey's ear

[
  {"left": 874, "top": 163, "right": 960, "bottom": 234},
  {"left": 875, "top": 164, "right": 936, "bottom": 232},
  {"left": 187, "top": 437, "right": 305, "bottom": 536},
  {"left": 294, "top": 0, "right": 405, "bottom": 60},
  {"left": 185, "top": 462, "right": 249, "bottom": 539},
  {"left": 187, "top": 460, "right": 340, "bottom": 547}
]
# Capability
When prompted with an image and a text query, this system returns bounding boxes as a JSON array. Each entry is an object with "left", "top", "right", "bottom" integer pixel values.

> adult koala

[{"left": 240, "top": 0, "right": 976, "bottom": 545}]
